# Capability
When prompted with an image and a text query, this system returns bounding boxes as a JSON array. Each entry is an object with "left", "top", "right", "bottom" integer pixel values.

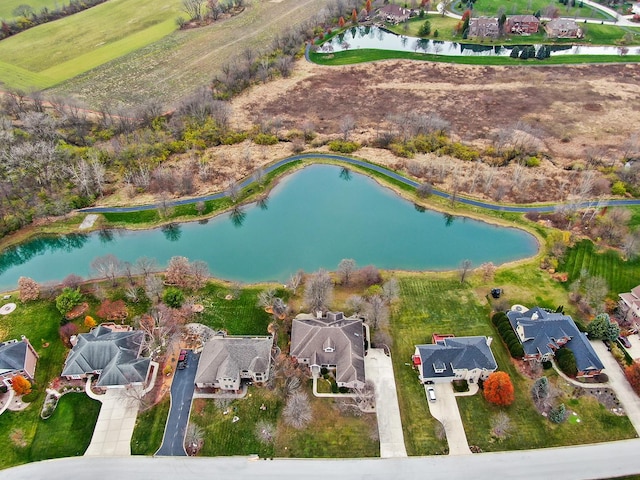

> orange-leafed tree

[
  {"left": 365, "top": 0, "right": 372, "bottom": 13},
  {"left": 625, "top": 362, "right": 640, "bottom": 395},
  {"left": 483, "top": 371, "right": 515, "bottom": 406},
  {"left": 351, "top": 8, "right": 357, "bottom": 22},
  {"left": 84, "top": 315, "right": 96, "bottom": 328},
  {"left": 12, "top": 375, "right": 32, "bottom": 396},
  {"left": 338, "top": 16, "right": 346, "bottom": 28}
]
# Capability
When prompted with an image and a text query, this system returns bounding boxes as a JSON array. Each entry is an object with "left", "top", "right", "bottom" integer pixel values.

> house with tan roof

[
  {"left": 194, "top": 335, "right": 273, "bottom": 393},
  {"left": 290, "top": 312, "right": 366, "bottom": 389},
  {"left": 0, "top": 336, "right": 38, "bottom": 387},
  {"left": 468, "top": 17, "right": 500, "bottom": 38},
  {"left": 376, "top": 4, "right": 411, "bottom": 23},
  {"left": 61, "top": 325, "right": 153, "bottom": 388},
  {"left": 412, "top": 335, "right": 497, "bottom": 384},
  {"left": 545, "top": 18, "right": 582, "bottom": 38}
]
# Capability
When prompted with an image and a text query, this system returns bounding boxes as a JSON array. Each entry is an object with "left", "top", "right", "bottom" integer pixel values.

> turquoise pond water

[{"left": 0, "top": 164, "right": 538, "bottom": 290}]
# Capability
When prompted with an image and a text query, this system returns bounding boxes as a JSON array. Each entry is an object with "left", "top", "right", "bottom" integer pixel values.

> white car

[{"left": 427, "top": 386, "right": 436, "bottom": 402}]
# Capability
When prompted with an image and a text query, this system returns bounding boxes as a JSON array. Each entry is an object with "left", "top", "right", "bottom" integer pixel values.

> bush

[
  {"left": 492, "top": 311, "right": 507, "bottom": 325},
  {"left": 526, "top": 156, "right": 540, "bottom": 167},
  {"left": 542, "top": 360, "right": 553, "bottom": 370},
  {"left": 221, "top": 131, "right": 248, "bottom": 145},
  {"left": 389, "top": 142, "right": 415, "bottom": 158},
  {"left": 328, "top": 140, "right": 361, "bottom": 153},
  {"left": 549, "top": 403, "right": 567, "bottom": 423},
  {"left": 163, "top": 287, "right": 185, "bottom": 308},
  {"left": 21, "top": 389, "right": 39, "bottom": 403},
  {"left": 55, "top": 288, "right": 83, "bottom": 315},
  {"left": 253, "top": 133, "right": 278, "bottom": 145},
  {"left": 555, "top": 347, "right": 577, "bottom": 377},
  {"left": 611, "top": 181, "right": 627, "bottom": 196}
]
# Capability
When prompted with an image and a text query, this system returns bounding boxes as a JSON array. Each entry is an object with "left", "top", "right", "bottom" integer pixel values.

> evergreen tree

[{"left": 510, "top": 46, "right": 520, "bottom": 58}]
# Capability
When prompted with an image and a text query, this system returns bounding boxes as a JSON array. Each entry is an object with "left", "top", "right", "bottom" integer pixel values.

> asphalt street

[
  {"left": 4, "top": 439, "right": 640, "bottom": 480},
  {"left": 155, "top": 350, "right": 199, "bottom": 456}
]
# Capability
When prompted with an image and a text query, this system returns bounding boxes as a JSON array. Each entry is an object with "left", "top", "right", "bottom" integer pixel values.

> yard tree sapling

[
  {"left": 459, "top": 259, "right": 472, "bottom": 284},
  {"left": 283, "top": 391, "right": 313, "bottom": 429},
  {"left": 490, "top": 411, "right": 512, "bottom": 439},
  {"left": 11, "top": 375, "right": 32, "bottom": 396},
  {"left": 288, "top": 270, "right": 304, "bottom": 295}
]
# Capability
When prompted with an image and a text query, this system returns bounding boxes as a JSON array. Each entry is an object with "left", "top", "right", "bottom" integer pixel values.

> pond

[
  {"left": 320, "top": 26, "right": 639, "bottom": 57},
  {"left": 0, "top": 165, "right": 538, "bottom": 290}
]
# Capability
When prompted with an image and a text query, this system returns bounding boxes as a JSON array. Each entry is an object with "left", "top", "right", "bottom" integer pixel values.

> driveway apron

[
  {"left": 84, "top": 389, "right": 140, "bottom": 456},
  {"left": 426, "top": 383, "right": 472, "bottom": 455}
]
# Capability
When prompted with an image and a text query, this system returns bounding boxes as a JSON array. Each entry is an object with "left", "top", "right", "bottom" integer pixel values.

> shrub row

[{"left": 491, "top": 311, "right": 524, "bottom": 359}]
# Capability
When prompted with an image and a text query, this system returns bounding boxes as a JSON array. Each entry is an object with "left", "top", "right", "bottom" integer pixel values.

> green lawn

[
  {"left": 558, "top": 239, "right": 640, "bottom": 295},
  {"left": 131, "top": 397, "right": 170, "bottom": 455},
  {"left": 460, "top": 0, "right": 611, "bottom": 19},
  {"left": 391, "top": 272, "right": 636, "bottom": 454},
  {"left": 29, "top": 393, "right": 100, "bottom": 461},
  {"left": 0, "top": 0, "right": 180, "bottom": 89}
]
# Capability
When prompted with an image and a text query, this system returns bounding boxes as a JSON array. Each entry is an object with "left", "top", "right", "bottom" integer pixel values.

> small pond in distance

[{"left": 0, "top": 165, "right": 538, "bottom": 290}]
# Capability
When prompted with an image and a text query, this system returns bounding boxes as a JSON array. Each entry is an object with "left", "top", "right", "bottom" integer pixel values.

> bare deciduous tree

[
  {"left": 340, "top": 115, "right": 356, "bottom": 141},
  {"left": 480, "top": 262, "right": 496, "bottom": 283},
  {"left": 459, "top": 259, "right": 472, "bottom": 283},
  {"left": 338, "top": 258, "right": 356, "bottom": 285},
  {"left": 184, "top": 423, "right": 205, "bottom": 455},
  {"left": 490, "top": 411, "right": 512, "bottom": 439},
  {"left": 303, "top": 269, "right": 334, "bottom": 313},
  {"left": 255, "top": 420, "right": 276, "bottom": 444},
  {"left": 364, "top": 294, "right": 389, "bottom": 330},
  {"left": 288, "top": 270, "right": 303, "bottom": 295},
  {"left": 345, "top": 294, "right": 365, "bottom": 315},
  {"left": 382, "top": 277, "right": 400, "bottom": 304},
  {"left": 91, "top": 254, "right": 122, "bottom": 286},
  {"left": 283, "top": 391, "right": 313, "bottom": 429},
  {"left": 191, "top": 260, "right": 209, "bottom": 290},
  {"left": 182, "top": 0, "right": 204, "bottom": 20},
  {"left": 145, "top": 275, "right": 164, "bottom": 304},
  {"left": 166, "top": 256, "right": 192, "bottom": 288},
  {"left": 135, "top": 257, "right": 158, "bottom": 280}
]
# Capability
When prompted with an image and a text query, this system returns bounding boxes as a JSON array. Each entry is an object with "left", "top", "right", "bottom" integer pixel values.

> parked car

[
  {"left": 427, "top": 386, "right": 436, "bottom": 402},
  {"left": 618, "top": 336, "right": 632, "bottom": 349},
  {"left": 177, "top": 349, "right": 188, "bottom": 369}
]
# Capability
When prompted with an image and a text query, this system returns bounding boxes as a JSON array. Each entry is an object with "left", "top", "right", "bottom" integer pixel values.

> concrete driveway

[
  {"left": 156, "top": 350, "right": 200, "bottom": 456},
  {"left": 364, "top": 349, "right": 407, "bottom": 458},
  {"left": 426, "top": 383, "right": 472, "bottom": 455},
  {"left": 591, "top": 340, "right": 640, "bottom": 434},
  {"left": 84, "top": 388, "right": 140, "bottom": 456}
]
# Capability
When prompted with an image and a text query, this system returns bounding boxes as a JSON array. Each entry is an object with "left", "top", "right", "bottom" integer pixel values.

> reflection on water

[{"left": 322, "top": 26, "right": 639, "bottom": 57}]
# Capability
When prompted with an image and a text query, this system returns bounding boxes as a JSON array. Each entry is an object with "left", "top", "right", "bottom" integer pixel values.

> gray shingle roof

[
  {"left": 290, "top": 312, "right": 365, "bottom": 387},
  {"left": 416, "top": 336, "right": 497, "bottom": 381},
  {"left": 61, "top": 325, "right": 150, "bottom": 387},
  {"left": 0, "top": 340, "right": 27, "bottom": 375},
  {"left": 507, "top": 307, "right": 604, "bottom": 373},
  {"left": 195, "top": 336, "right": 273, "bottom": 385}
]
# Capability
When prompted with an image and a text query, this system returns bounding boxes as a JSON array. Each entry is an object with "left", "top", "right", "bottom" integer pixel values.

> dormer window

[
  {"left": 433, "top": 361, "right": 446, "bottom": 373},
  {"left": 323, "top": 337, "right": 335, "bottom": 353}
]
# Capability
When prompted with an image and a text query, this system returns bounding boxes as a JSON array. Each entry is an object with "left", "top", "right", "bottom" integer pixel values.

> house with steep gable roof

[
  {"left": 377, "top": 4, "right": 411, "bottom": 23},
  {"left": 0, "top": 336, "right": 39, "bottom": 387},
  {"left": 506, "top": 306, "right": 603, "bottom": 377},
  {"left": 412, "top": 335, "right": 497, "bottom": 384},
  {"left": 468, "top": 17, "right": 500, "bottom": 38},
  {"left": 290, "top": 312, "right": 366, "bottom": 389},
  {"left": 194, "top": 335, "right": 273, "bottom": 392},
  {"left": 506, "top": 15, "right": 540, "bottom": 34},
  {"left": 61, "top": 324, "right": 152, "bottom": 388},
  {"left": 545, "top": 18, "right": 582, "bottom": 38},
  {"left": 619, "top": 284, "right": 640, "bottom": 323}
]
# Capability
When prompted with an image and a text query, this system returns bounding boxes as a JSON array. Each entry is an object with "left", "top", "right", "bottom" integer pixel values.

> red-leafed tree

[
  {"left": 625, "top": 362, "right": 640, "bottom": 395},
  {"left": 338, "top": 16, "right": 345, "bottom": 28},
  {"left": 365, "top": 0, "right": 372, "bottom": 13},
  {"left": 12, "top": 375, "right": 32, "bottom": 396},
  {"left": 484, "top": 371, "right": 515, "bottom": 406},
  {"left": 351, "top": 8, "right": 357, "bottom": 22},
  {"left": 59, "top": 322, "right": 79, "bottom": 348}
]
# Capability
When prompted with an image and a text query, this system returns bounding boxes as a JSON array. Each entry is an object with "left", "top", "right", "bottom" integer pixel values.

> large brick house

[
  {"left": 376, "top": 4, "right": 411, "bottom": 23},
  {"left": 290, "top": 312, "right": 366, "bottom": 389},
  {"left": 194, "top": 335, "right": 273, "bottom": 393},
  {"left": 506, "top": 307, "right": 603, "bottom": 378},
  {"left": 506, "top": 15, "right": 540, "bottom": 34},
  {"left": 61, "top": 325, "right": 153, "bottom": 388},
  {"left": 545, "top": 18, "right": 582, "bottom": 38},
  {"left": 619, "top": 284, "right": 640, "bottom": 324},
  {"left": 0, "top": 336, "right": 39, "bottom": 387},
  {"left": 468, "top": 17, "right": 500, "bottom": 38},
  {"left": 412, "top": 334, "right": 498, "bottom": 384}
]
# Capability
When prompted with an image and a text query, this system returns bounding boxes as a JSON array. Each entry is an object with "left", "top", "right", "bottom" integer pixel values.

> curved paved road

[
  {"left": 80, "top": 153, "right": 640, "bottom": 214},
  {"left": 4, "top": 439, "right": 640, "bottom": 479},
  {"left": 155, "top": 350, "right": 199, "bottom": 456}
]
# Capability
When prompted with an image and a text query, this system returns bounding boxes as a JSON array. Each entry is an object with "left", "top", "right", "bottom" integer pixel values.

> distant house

[
  {"left": 290, "top": 312, "right": 366, "bottom": 389},
  {"left": 506, "top": 15, "right": 540, "bottom": 34},
  {"left": 194, "top": 335, "right": 273, "bottom": 393},
  {"left": 412, "top": 335, "right": 497, "bottom": 384},
  {"left": 506, "top": 307, "right": 603, "bottom": 378},
  {"left": 619, "top": 285, "right": 640, "bottom": 324},
  {"left": 545, "top": 18, "right": 582, "bottom": 38},
  {"left": 0, "top": 336, "right": 39, "bottom": 387},
  {"left": 376, "top": 4, "right": 411, "bottom": 23},
  {"left": 468, "top": 17, "right": 500, "bottom": 38},
  {"left": 61, "top": 325, "right": 153, "bottom": 388}
]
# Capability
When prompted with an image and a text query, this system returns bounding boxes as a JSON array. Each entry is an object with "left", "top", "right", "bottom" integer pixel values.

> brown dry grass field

[{"left": 49, "top": 0, "right": 332, "bottom": 108}]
